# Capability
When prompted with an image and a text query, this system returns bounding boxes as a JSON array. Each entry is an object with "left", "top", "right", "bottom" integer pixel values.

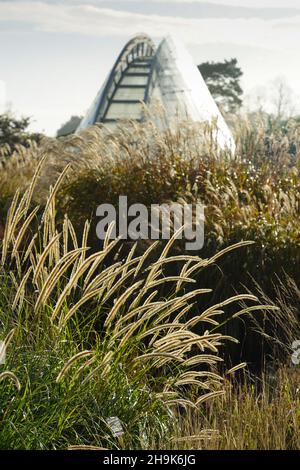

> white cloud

[
  {"left": 2, "top": 0, "right": 300, "bottom": 8},
  {"left": 48, "top": 0, "right": 300, "bottom": 7},
  {"left": 1, "top": 1, "right": 300, "bottom": 134},
  {"left": 146, "top": 0, "right": 300, "bottom": 7},
  {"left": 0, "top": 1, "right": 299, "bottom": 53}
]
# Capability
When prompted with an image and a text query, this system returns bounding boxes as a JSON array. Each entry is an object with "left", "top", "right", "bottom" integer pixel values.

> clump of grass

[
  {"left": 1, "top": 115, "right": 299, "bottom": 281},
  {"left": 0, "top": 163, "right": 269, "bottom": 450},
  {"left": 168, "top": 366, "right": 300, "bottom": 450}
]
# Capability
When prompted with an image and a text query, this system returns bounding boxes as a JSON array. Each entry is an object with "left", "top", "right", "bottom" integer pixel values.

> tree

[
  {"left": 0, "top": 113, "right": 42, "bottom": 153},
  {"left": 271, "top": 77, "right": 295, "bottom": 120},
  {"left": 244, "top": 76, "right": 297, "bottom": 121},
  {"left": 57, "top": 115, "right": 83, "bottom": 137},
  {"left": 198, "top": 58, "right": 243, "bottom": 114}
]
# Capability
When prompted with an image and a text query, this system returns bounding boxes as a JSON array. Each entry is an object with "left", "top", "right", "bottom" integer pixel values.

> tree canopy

[
  {"left": 57, "top": 115, "right": 83, "bottom": 137},
  {"left": 0, "top": 114, "right": 42, "bottom": 153},
  {"left": 198, "top": 58, "right": 243, "bottom": 114}
]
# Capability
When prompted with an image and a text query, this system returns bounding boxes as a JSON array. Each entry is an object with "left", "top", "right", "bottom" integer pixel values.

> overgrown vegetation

[{"left": 0, "top": 114, "right": 299, "bottom": 449}]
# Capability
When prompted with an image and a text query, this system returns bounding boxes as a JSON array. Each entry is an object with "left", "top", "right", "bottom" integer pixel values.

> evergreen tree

[{"left": 198, "top": 58, "right": 243, "bottom": 113}]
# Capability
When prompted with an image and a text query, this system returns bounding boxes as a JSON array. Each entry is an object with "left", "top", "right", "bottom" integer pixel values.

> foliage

[
  {"left": 198, "top": 58, "right": 243, "bottom": 114},
  {"left": 0, "top": 114, "right": 299, "bottom": 449},
  {"left": 57, "top": 115, "right": 83, "bottom": 138},
  {"left": 0, "top": 167, "right": 261, "bottom": 449},
  {"left": 169, "top": 367, "right": 300, "bottom": 450},
  {"left": 1, "top": 113, "right": 299, "bottom": 299},
  {"left": 0, "top": 113, "right": 42, "bottom": 154}
]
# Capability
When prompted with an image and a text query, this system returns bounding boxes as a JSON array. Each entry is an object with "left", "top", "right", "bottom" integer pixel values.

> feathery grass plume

[
  {"left": 231, "top": 304, "right": 279, "bottom": 319},
  {"left": 0, "top": 329, "right": 16, "bottom": 362},
  {"left": 1, "top": 153, "right": 48, "bottom": 266},
  {"left": 50, "top": 251, "right": 105, "bottom": 321},
  {"left": 184, "top": 294, "right": 259, "bottom": 332},
  {"left": 171, "top": 431, "right": 220, "bottom": 443},
  {"left": 66, "top": 217, "right": 79, "bottom": 250},
  {"left": 0, "top": 115, "right": 299, "bottom": 448},
  {"left": 41, "top": 164, "right": 71, "bottom": 223},
  {"left": 11, "top": 266, "right": 33, "bottom": 311},
  {"left": 34, "top": 248, "right": 88, "bottom": 312},
  {"left": 79, "top": 220, "right": 90, "bottom": 265},
  {"left": 103, "top": 221, "right": 116, "bottom": 250},
  {"left": 151, "top": 289, "right": 213, "bottom": 327},
  {"left": 23, "top": 152, "right": 48, "bottom": 214},
  {"left": 164, "top": 399, "right": 198, "bottom": 410},
  {"left": 111, "top": 302, "right": 163, "bottom": 339},
  {"left": 134, "top": 241, "right": 160, "bottom": 278},
  {"left": 0, "top": 371, "right": 21, "bottom": 391},
  {"left": 75, "top": 355, "right": 97, "bottom": 377},
  {"left": 1, "top": 189, "right": 21, "bottom": 265},
  {"left": 32, "top": 233, "right": 61, "bottom": 285},
  {"left": 58, "top": 287, "right": 103, "bottom": 329},
  {"left": 146, "top": 226, "right": 186, "bottom": 286},
  {"left": 135, "top": 352, "right": 185, "bottom": 364},
  {"left": 100, "top": 258, "right": 142, "bottom": 303},
  {"left": 42, "top": 196, "right": 55, "bottom": 251},
  {"left": 195, "top": 391, "right": 225, "bottom": 406},
  {"left": 184, "top": 355, "right": 224, "bottom": 367},
  {"left": 22, "top": 233, "right": 38, "bottom": 264},
  {"left": 84, "top": 261, "right": 122, "bottom": 295},
  {"left": 226, "top": 363, "right": 247, "bottom": 375},
  {"left": 83, "top": 250, "right": 110, "bottom": 290},
  {"left": 113, "top": 292, "right": 197, "bottom": 343},
  {"left": 68, "top": 446, "right": 108, "bottom": 450},
  {"left": 11, "top": 206, "right": 40, "bottom": 261},
  {"left": 81, "top": 351, "right": 114, "bottom": 385},
  {"left": 56, "top": 350, "right": 94, "bottom": 383},
  {"left": 3, "top": 328, "right": 16, "bottom": 349},
  {"left": 104, "top": 280, "right": 144, "bottom": 327},
  {"left": 62, "top": 215, "right": 69, "bottom": 256},
  {"left": 122, "top": 242, "right": 137, "bottom": 277},
  {"left": 176, "top": 371, "right": 223, "bottom": 383},
  {"left": 171, "top": 303, "right": 196, "bottom": 328}
]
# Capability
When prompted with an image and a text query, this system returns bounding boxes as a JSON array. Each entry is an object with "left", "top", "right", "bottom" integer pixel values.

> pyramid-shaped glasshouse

[{"left": 77, "top": 34, "right": 234, "bottom": 150}]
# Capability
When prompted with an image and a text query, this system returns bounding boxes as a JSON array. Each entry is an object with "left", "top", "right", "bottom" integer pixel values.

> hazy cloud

[
  {"left": 1, "top": 1, "right": 300, "bottom": 20},
  {"left": 1, "top": 0, "right": 299, "bottom": 5},
  {"left": 0, "top": 1, "right": 299, "bottom": 53},
  {"left": 1, "top": 0, "right": 299, "bottom": 134}
]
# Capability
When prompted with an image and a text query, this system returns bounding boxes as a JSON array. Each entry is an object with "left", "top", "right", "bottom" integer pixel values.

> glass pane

[
  {"left": 106, "top": 102, "right": 142, "bottom": 119},
  {"left": 122, "top": 75, "right": 149, "bottom": 86},
  {"left": 114, "top": 87, "right": 145, "bottom": 101}
]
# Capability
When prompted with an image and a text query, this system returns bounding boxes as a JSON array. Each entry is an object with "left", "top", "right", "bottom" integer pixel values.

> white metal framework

[
  {"left": 77, "top": 35, "right": 156, "bottom": 129},
  {"left": 77, "top": 34, "right": 235, "bottom": 151}
]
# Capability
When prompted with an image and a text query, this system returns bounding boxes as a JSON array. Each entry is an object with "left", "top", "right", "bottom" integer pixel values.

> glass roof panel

[
  {"left": 105, "top": 102, "right": 143, "bottom": 119},
  {"left": 114, "top": 87, "right": 145, "bottom": 100},
  {"left": 122, "top": 75, "right": 149, "bottom": 86}
]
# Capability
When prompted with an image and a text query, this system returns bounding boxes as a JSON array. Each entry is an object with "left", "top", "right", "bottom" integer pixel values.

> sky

[{"left": 0, "top": 0, "right": 300, "bottom": 136}]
